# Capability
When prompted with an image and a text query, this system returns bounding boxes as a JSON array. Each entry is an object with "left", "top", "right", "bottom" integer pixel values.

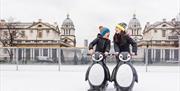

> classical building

[
  {"left": 0, "top": 15, "right": 78, "bottom": 63},
  {"left": 137, "top": 13, "right": 180, "bottom": 62},
  {"left": 0, "top": 15, "right": 76, "bottom": 48},
  {"left": 139, "top": 14, "right": 180, "bottom": 48},
  {"left": 127, "top": 14, "right": 143, "bottom": 42}
]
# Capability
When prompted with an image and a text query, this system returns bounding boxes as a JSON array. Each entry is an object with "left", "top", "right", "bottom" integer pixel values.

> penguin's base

[
  {"left": 88, "top": 87, "right": 106, "bottom": 91},
  {"left": 88, "top": 82, "right": 108, "bottom": 91},
  {"left": 114, "top": 82, "right": 134, "bottom": 91}
]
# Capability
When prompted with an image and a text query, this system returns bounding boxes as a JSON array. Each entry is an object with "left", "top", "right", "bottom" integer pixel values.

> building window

[
  {"left": 162, "top": 24, "right": 167, "bottom": 27},
  {"left": 64, "top": 29, "right": 66, "bottom": 35},
  {"left": 12, "top": 31, "right": 16, "bottom": 35},
  {"left": 64, "top": 39, "right": 68, "bottom": 43},
  {"left": 66, "top": 30, "right": 68, "bottom": 35},
  {"left": 3, "top": 49, "right": 8, "bottom": 54},
  {"left": 63, "top": 30, "right": 65, "bottom": 35},
  {"left": 38, "top": 25, "right": 42, "bottom": 27},
  {"left": 43, "top": 49, "right": 48, "bottom": 56},
  {"left": 174, "top": 41, "right": 179, "bottom": 47},
  {"left": 137, "top": 30, "right": 138, "bottom": 35},
  {"left": 44, "top": 40, "right": 48, "bottom": 43},
  {"left": 132, "top": 30, "right": 134, "bottom": 35},
  {"left": 46, "top": 30, "right": 50, "bottom": 34},
  {"left": 17, "top": 40, "right": 21, "bottom": 43},
  {"left": 154, "top": 30, "right": 157, "bottom": 33},
  {"left": 162, "top": 30, "right": 166, "bottom": 37},
  {"left": 134, "top": 30, "right": 136, "bottom": 35},
  {"left": 156, "top": 41, "right": 161, "bottom": 44},
  {"left": 37, "top": 31, "right": 42, "bottom": 38},
  {"left": 165, "top": 41, "right": 170, "bottom": 44},
  {"left": 25, "top": 40, "right": 31, "bottom": 43},
  {"left": 21, "top": 31, "right": 25, "bottom": 38},
  {"left": 3, "top": 31, "right": 8, "bottom": 36},
  {"left": 30, "top": 30, "right": 33, "bottom": 33}
]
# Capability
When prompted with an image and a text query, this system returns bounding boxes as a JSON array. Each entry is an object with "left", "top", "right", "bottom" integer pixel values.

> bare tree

[{"left": 0, "top": 22, "right": 20, "bottom": 63}]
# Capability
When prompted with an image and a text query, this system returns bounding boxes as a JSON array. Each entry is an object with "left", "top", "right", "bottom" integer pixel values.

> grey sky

[{"left": 0, "top": 0, "right": 179, "bottom": 47}]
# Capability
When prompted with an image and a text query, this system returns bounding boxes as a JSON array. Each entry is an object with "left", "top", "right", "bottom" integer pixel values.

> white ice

[{"left": 0, "top": 65, "right": 180, "bottom": 91}]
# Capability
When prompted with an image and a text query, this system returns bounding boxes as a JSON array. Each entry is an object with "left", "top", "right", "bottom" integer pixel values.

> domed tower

[
  {"left": 176, "top": 13, "right": 180, "bottom": 21},
  {"left": 175, "top": 13, "right": 180, "bottom": 26},
  {"left": 61, "top": 14, "right": 76, "bottom": 47},
  {"left": 127, "top": 14, "right": 143, "bottom": 42}
]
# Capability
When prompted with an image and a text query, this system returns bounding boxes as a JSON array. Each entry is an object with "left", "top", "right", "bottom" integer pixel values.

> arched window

[
  {"left": 132, "top": 30, "right": 134, "bottom": 35},
  {"left": 69, "top": 30, "right": 71, "bottom": 35},
  {"left": 134, "top": 30, "right": 136, "bottom": 35},
  {"left": 162, "top": 30, "right": 166, "bottom": 37},
  {"left": 162, "top": 24, "right": 167, "bottom": 27},
  {"left": 66, "top": 30, "right": 68, "bottom": 35},
  {"left": 37, "top": 31, "right": 42, "bottom": 38},
  {"left": 64, "top": 29, "right": 65, "bottom": 35},
  {"left": 137, "top": 30, "right": 139, "bottom": 35}
]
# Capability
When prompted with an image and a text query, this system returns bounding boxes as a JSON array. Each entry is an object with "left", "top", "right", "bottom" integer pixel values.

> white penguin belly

[
  {"left": 88, "top": 64, "right": 105, "bottom": 86},
  {"left": 116, "top": 64, "right": 133, "bottom": 87}
]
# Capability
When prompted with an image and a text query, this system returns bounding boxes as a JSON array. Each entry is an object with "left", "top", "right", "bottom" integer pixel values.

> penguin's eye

[
  {"left": 98, "top": 54, "right": 103, "bottom": 60},
  {"left": 119, "top": 54, "right": 123, "bottom": 60},
  {"left": 92, "top": 54, "right": 95, "bottom": 59},
  {"left": 119, "top": 54, "right": 123, "bottom": 58},
  {"left": 99, "top": 55, "right": 103, "bottom": 59},
  {"left": 92, "top": 54, "right": 95, "bottom": 58},
  {"left": 127, "top": 54, "right": 131, "bottom": 58}
]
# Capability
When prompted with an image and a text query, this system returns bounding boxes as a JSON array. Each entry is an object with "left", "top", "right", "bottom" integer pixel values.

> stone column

[
  {"left": 49, "top": 48, "right": 52, "bottom": 58},
  {"left": 32, "top": 48, "right": 35, "bottom": 61},
  {"left": 24, "top": 48, "right": 26, "bottom": 61},
  {"left": 178, "top": 35, "right": 180, "bottom": 61},
  {"left": 30, "top": 48, "right": 32, "bottom": 60}
]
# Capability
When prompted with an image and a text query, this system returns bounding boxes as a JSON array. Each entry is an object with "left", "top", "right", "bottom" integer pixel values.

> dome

[
  {"left": 62, "top": 14, "right": 74, "bottom": 27},
  {"left": 176, "top": 13, "right": 180, "bottom": 21},
  {"left": 128, "top": 14, "right": 141, "bottom": 29}
]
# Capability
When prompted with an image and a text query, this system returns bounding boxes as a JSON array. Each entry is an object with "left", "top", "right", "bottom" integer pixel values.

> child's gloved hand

[
  {"left": 131, "top": 52, "right": 137, "bottom": 56},
  {"left": 89, "top": 49, "right": 94, "bottom": 55},
  {"left": 115, "top": 52, "right": 119, "bottom": 56},
  {"left": 104, "top": 52, "right": 109, "bottom": 56}
]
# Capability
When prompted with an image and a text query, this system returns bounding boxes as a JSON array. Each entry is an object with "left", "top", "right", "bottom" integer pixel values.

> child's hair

[{"left": 114, "top": 31, "right": 127, "bottom": 46}]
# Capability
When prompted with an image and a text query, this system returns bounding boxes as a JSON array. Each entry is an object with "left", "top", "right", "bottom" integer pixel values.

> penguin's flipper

[
  {"left": 103, "top": 64, "right": 110, "bottom": 81},
  {"left": 133, "top": 67, "right": 138, "bottom": 83},
  {"left": 111, "top": 65, "right": 118, "bottom": 82},
  {"left": 128, "top": 63, "right": 138, "bottom": 83},
  {"left": 85, "top": 64, "right": 94, "bottom": 81}
]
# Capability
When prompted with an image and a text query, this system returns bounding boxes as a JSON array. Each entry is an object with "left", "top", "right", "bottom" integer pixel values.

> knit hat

[
  {"left": 116, "top": 22, "right": 127, "bottom": 31},
  {"left": 100, "top": 27, "right": 110, "bottom": 37}
]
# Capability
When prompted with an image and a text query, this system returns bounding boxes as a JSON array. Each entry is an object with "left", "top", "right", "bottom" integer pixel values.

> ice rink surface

[{"left": 0, "top": 65, "right": 180, "bottom": 91}]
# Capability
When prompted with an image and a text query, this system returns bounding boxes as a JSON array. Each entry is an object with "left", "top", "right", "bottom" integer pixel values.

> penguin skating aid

[
  {"left": 85, "top": 52, "right": 110, "bottom": 91},
  {"left": 111, "top": 52, "right": 138, "bottom": 91}
]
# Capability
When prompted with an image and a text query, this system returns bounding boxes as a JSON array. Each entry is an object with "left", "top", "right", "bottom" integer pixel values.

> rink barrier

[{"left": 0, "top": 47, "right": 179, "bottom": 71}]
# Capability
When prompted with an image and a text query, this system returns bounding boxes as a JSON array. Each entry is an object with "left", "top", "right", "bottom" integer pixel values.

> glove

[
  {"left": 89, "top": 49, "right": 94, "bottom": 55},
  {"left": 104, "top": 52, "right": 109, "bottom": 56},
  {"left": 135, "top": 52, "right": 137, "bottom": 55},
  {"left": 115, "top": 52, "right": 119, "bottom": 55}
]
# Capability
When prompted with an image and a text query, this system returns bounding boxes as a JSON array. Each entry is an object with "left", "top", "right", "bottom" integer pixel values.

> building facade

[
  {"left": 138, "top": 13, "right": 180, "bottom": 62},
  {"left": 0, "top": 15, "right": 76, "bottom": 48},
  {"left": 139, "top": 18, "right": 180, "bottom": 48},
  {"left": 0, "top": 15, "right": 77, "bottom": 61}
]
